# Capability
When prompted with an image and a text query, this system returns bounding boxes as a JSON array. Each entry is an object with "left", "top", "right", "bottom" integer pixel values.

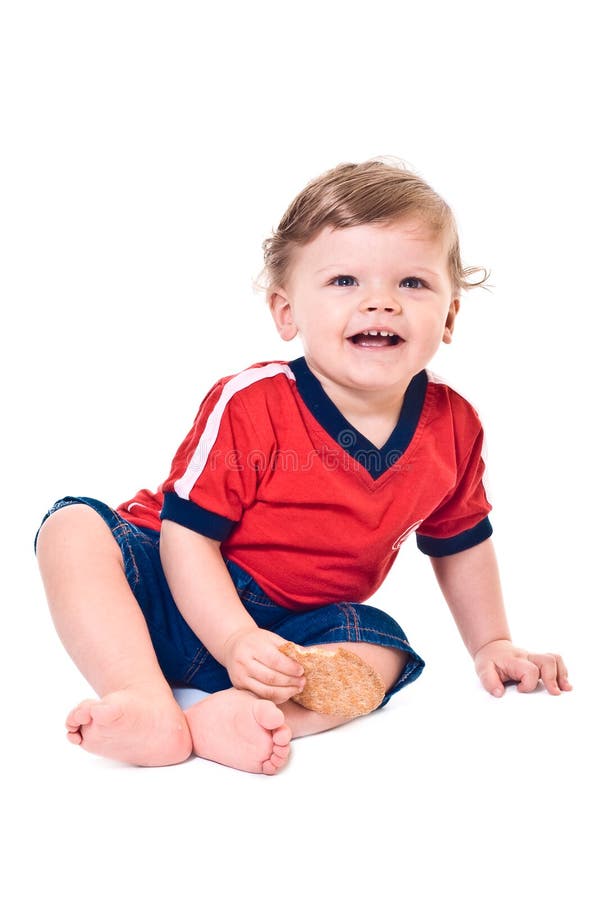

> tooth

[{"left": 368, "top": 330, "right": 378, "bottom": 336}]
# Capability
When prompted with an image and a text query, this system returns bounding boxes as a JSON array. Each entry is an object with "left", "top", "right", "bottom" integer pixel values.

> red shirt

[{"left": 117, "top": 357, "right": 492, "bottom": 610}]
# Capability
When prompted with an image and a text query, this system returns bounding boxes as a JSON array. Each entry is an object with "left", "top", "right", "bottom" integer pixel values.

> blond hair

[{"left": 260, "top": 158, "right": 489, "bottom": 296}]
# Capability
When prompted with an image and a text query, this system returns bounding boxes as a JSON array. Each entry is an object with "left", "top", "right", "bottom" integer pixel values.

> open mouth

[{"left": 349, "top": 330, "right": 404, "bottom": 348}]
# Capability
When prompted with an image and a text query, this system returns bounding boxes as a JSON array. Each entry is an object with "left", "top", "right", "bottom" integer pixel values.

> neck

[
  {"left": 304, "top": 364, "right": 410, "bottom": 448},
  {"left": 324, "top": 380, "right": 406, "bottom": 421}
]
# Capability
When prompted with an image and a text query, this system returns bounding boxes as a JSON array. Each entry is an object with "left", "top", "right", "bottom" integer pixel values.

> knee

[
  {"left": 36, "top": 503, "right": 118, "bottom": 566},
  {"left": 317, "top": 642, "right": 407, "bottom": 693},
  {"left": 352, "top": 643, "right": 407, "bottom": 692},
  {"left": 37, "top": 504, "right": 87, "bottom": 553}
]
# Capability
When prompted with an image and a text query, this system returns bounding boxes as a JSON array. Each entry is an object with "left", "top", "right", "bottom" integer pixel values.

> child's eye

[
  {"left": 330, "top": 275, "right": 358, "bottom": 287},
  {"left": 400, "top": 276, "right": 425, "bottom": 289}
]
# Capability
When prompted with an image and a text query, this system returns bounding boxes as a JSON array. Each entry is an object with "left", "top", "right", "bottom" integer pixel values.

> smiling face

[{"left": 269, "top": 218, "right": 460, "bottom": 411}]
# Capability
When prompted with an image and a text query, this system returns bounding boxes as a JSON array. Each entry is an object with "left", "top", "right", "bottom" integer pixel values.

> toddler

[{"left": 35, "top": 159, "right": 571, "bottom": 775}]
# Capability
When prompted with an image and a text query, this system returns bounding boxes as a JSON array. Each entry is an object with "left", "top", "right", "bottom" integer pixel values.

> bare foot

[
  {"left": 65, "top": 688, "right": 193, "bottom": 767},
  {"left": 185, "top": 688, "right": 292, "bottom": 775}
]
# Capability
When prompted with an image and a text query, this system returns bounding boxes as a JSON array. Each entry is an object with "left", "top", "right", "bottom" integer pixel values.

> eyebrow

[{"left": 315, "top": 265, "right": 442, "bottom": 277}]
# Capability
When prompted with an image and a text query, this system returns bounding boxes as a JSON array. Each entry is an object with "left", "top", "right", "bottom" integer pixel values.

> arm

[
  {"left": 430, "top": 538, "right": 571, "bottom": 696},
  {"left": 159, "top": 519, "right": 304, "bottom": 702}
]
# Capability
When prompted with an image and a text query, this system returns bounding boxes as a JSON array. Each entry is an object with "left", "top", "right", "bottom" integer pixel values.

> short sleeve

[
  {"left": 416, "top": 416, "right": 492, "bottom": 557},
  {"left": 159, "top": 379, "right": 264, "bottom": 540}
]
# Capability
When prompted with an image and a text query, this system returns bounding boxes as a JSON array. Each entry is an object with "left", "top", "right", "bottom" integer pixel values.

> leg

[
  {"left": 216, "top": 587, "right": 423, "bottom": 745},
  {"left": 183, "top": 642, "right": 402, "bottom": 772},
  {"left": 37, "top": 504, "right": 292, "bottom": 774},
  {"left": 184, "top": 642, "right": 406, "bottom": 768},
  {"left": 36, "top": 504, "right": 192, "bottom": 766},
  {"left": 281, "top": 642, "right": 407, "bottom": 738}
]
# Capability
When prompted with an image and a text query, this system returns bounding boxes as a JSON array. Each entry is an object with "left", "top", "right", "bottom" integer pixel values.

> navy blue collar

[{"left": 288, "top": 357, "right": 428, "bottom": 479}]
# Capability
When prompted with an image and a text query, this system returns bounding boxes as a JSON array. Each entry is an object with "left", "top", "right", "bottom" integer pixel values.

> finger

[
  {"left": 535, "top": 655, "right": 561, "bottom": 695},
  {"left": 229, "top": 669, "right": 291, "bottom": 702},
  {"left": 529, "top": 653, "right": 572, "bottom": 694},
  {"left": 263, "top": 645, "right": 304, "bottom": 678},
  {"left": 477, "top": 661, "right": 506, "bottom": 697},
  {"left": 244, "top": 676, "right": 302, "bottom": 704},
  {"left": 510, "top": 658, "right": 541, "bottom": 693},
  {"left": 555, "top": 655, "right": 573, "bottom": 691},
  {"left": 249, "top": 659, "right": 305, "bottom": 691}
]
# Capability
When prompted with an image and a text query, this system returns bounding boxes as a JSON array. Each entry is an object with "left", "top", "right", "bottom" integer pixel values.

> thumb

[{"left": 476, "top": 660, "right": 505, "bottom": 698}]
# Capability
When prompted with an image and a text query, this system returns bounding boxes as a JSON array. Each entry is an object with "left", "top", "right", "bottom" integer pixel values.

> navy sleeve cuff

[
  {"left": 416, "top": 516, "right": 493, "bottom": 557},
  {"left": 160, "top": 491, "right": 237, "bottom": 541}
]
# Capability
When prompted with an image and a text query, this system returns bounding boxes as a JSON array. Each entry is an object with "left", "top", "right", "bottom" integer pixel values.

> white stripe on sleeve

[{"left": 174, "top": 363, "right": 295, "bottom": 501}]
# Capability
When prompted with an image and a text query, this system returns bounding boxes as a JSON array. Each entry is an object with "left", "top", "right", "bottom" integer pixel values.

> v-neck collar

[{"left": 288, "top": 356, "right": 428, "bottom": 480}]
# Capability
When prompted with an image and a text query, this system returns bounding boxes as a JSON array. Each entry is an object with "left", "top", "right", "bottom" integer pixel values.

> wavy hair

[{"left": 259, "top": 158, "right": 489, "bottom": 296}]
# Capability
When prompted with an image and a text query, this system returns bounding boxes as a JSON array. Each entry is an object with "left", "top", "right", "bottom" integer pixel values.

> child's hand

[
  {"left": 222, "top": 627, "right": 306, "bottom": 704},
  {"left": 474, "top": 639, "right": 572, "bottom": 697}
]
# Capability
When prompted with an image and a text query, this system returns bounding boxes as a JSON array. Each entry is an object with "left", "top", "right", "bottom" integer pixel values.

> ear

[
  {"left": 269, "top": 289, "right": 298, "bottom": 342},
  {"left": 442, "top": 298, "right": 460, "bottom": 344}
]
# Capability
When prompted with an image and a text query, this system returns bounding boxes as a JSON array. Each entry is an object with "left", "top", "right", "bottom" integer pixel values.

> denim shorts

[{"left": 35, "top": 496, "right": 425, "bottom": 707}]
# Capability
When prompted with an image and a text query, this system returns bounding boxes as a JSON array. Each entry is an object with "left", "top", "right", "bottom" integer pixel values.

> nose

[{"left": 360, "top": 290, "right": 402, "bottom": 314}]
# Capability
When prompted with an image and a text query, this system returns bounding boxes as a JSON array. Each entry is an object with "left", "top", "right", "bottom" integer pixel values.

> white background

[{"left": 2, "top": 1, "right": 598, "bottom": 897}]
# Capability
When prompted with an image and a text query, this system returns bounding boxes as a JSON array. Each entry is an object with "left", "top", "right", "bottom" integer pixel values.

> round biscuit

[{"left": 279, "top": 642, "right": 386, "bottom": 717}]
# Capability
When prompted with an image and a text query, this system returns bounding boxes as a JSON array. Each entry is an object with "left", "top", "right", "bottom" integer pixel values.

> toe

[
  {"left": 272, "top": 723, "right": 292, "bottom": 747},
  {"left": 265, "top": 748, "right": 289, "bottom": 774},
  {"left": 66, "top": 699, "right": 95, "bottom": 730},
  {"left": 252, "top": 699, "right": 285, "bottom": 732},
  {"left": 66, "top": 730, "right": 83, "bottom": 745},
  {"left": 272, "top": 742, "right": 290, "bottom": 761}
]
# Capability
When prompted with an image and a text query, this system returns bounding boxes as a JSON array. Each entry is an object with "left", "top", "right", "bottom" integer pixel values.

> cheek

[
  {"left": 416, "top": 307, "right": 447, "bottom": 340},
  {"left": 304, "top": 308, "right": 342, "bottom": 335}
]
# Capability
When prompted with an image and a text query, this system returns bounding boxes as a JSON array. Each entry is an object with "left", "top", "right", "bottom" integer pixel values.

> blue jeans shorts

[{"left": 35, "top": 496, "right": 425, "bottom": 707}]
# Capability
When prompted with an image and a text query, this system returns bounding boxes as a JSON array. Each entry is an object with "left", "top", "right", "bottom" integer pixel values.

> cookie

[{"left": 279, "top": 642, "right": 386, "bottom": 717}]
